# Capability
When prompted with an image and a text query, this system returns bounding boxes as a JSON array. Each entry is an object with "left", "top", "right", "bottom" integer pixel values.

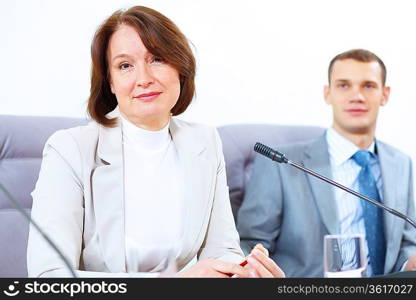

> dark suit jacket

[{"left": 237, "top": 133, "right": 416, "bottom": 277}]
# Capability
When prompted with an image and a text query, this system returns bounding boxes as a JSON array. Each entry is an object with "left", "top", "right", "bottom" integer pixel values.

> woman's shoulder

[
  {"left": 44, "top": 122, "right": 102, "bottom": 163},
  {"left": 171, "top": 118, "right": 217, "bottom": 137},
  {"left": 46, "top": 121, "right": 100, "bottom": 147},
  {"left": 171, "top": 118, "right": 223, "bottom": 158},
  {"left": 39, "top": 122, "right": 101, "bottom": 174}
]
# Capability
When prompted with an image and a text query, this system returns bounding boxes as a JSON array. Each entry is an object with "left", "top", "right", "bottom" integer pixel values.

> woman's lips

[
  {"left": 133, "top": 92, "right": 162, "bottom": 102},
  {"left": 345, "top": 108, "right": 368, "bottom": 116}
]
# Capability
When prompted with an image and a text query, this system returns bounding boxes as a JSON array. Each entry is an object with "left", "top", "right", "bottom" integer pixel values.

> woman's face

[{"left": 108, "top": 24, "right": 181, "bottom": 130}]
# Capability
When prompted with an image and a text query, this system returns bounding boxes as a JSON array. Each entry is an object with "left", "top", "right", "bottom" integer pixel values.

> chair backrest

[
  {"left": 217, "top": 124, "right": 325, "bottom": 220},
  {"left": 0, "top": 115, "right": 87, "bottom": 277}
]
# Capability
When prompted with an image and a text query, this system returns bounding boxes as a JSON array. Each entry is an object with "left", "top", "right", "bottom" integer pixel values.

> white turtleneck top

[{"left": 121, "top": 115, "right": 185, "bottom": 274}]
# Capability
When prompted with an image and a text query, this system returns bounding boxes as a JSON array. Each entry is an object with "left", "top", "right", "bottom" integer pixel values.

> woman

[{"left": 27, "top": 6, "right": 284, "bottom": 278}]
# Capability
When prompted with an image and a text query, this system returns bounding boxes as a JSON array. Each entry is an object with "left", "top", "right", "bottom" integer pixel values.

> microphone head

[{"left": 254, "top": 142, "right": 288, "bottom": 163}]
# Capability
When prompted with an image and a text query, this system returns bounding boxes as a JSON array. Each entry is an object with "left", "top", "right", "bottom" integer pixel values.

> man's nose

[{"left": 351, "top": 87, "right": 365, "bottom": 102}]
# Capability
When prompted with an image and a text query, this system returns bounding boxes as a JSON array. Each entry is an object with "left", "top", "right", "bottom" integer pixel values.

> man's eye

[
  {"left": 365, "top": 84, "right": 374, "bottom": 89},
  {"left": 338, "top": 83, "right": 348, "bottom": 88}
]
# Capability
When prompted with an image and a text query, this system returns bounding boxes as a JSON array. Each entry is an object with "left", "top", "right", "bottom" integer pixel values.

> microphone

[
  {"left": 254, "top": 142, "right": 416, "bottom": 229},
  {"left": 0, "top": 182, "right": 78, "bottom": 278}
]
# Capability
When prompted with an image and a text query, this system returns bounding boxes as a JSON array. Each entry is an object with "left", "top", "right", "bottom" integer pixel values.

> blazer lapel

[
  {"left": 169, "top": 119, "right": 213, "bottom": 265},
  {"left": 91, "top": 110, "right": 126, "bottom": 272},
  {"left": 302, "top": 134, "right": 340, "bottom": 235},
  {"left": 377, "top": 141, "right": 401, "bottom": 271}
]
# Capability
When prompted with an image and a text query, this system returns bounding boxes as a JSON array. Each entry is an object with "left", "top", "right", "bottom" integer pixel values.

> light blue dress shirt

[{"left": 326, "top": 128, "right": 383, "bottom": 275}]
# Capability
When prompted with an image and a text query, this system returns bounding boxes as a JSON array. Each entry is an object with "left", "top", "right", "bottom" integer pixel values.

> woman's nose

[{"left": 135, "top": 65, "right": 154, "bottom": 88}]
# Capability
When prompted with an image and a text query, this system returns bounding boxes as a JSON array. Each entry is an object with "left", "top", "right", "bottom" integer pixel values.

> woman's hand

[
  {"left": 242, "top": 243, "right": 285, "bottom": 278},
  {"left": 404, "top": 252, "right": 416, "bottom": 271},
  {"left": 176, "top": 258, "right": 255, "bottom": 278}
]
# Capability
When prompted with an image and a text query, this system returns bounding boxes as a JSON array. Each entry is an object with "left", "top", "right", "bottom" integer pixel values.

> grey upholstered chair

[
  {"left": 217, "top": 124, "right": 325, "bottom": 220},
  {"left": 0, "top": 115, "right": 88, "bottom": 277},
  {"left": 0, "top": 115, "right": 324, "bottom": 277}
]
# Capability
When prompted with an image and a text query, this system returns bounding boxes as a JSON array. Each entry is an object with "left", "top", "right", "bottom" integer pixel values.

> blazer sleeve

[
  {"left": 27, "top": 130, "right": 85, "bottom": 277},
  {"left": 197, "top": 129, "right": 245, "bottom": 264},
  {"left": 237, "top": 151, "right": 283, "bottom": 256},
  {"left": 393, "top": 157, "right": 416, "bottom": 272}
]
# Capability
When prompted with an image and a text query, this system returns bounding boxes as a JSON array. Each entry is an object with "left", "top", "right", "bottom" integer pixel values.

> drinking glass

[{"left": 323, "top": 234, "right": 367, "bottom": 277}]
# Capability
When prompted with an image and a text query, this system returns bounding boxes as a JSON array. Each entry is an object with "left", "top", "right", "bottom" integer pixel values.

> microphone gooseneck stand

[{"left": 254, "top": 142, "right": 416, "bottom": 230}]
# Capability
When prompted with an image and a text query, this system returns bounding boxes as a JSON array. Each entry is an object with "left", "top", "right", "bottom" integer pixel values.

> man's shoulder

[
  {"left": 274, "top": 135, "right": 326, "bottom": 157},
  {"left": 377, "top": 139, "right": 412, "bottom": 162},
  {"left": 250, "top": 134, "right": 327, "bottom": 170}
]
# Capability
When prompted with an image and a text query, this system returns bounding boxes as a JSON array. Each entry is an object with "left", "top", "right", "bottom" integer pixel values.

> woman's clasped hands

[{"left": 177, "top": 244, "right": 285, "bottom": 278}]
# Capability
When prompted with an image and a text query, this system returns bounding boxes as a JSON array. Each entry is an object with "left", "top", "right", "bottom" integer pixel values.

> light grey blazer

[
  {"left": 237, "top": 134, "right": 416, "bottom": 277},
  {"left": 27, "top": 109, "right": 243, "bottom": 277}
]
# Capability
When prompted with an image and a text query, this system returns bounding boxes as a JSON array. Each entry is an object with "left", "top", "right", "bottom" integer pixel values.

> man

[{"left": 237, "top": 49, "right": 416, "bottom": 277}]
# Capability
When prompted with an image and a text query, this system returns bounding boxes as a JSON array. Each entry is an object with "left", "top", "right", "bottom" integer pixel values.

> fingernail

[
  {"left": 250, "top": 270, "right": 257, "bottom": 278},
  {"left": 252, "top": 249, "right": 261, "bottom": 256},
  {"left": 247, "top": 256, "right": 257, "bottom": 266}
]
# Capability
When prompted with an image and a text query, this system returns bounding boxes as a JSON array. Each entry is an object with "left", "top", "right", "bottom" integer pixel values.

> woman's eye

[
  {"left": 119, "top": 63, "right": 131, "bottom": 70},
  {"left": 151, "top": 56, "right": 164, "bottom": 63}
]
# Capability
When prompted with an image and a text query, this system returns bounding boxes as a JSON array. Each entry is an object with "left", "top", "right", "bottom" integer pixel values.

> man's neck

[{"left": 332, "top": 125, "right": 375, "bottom": 150}]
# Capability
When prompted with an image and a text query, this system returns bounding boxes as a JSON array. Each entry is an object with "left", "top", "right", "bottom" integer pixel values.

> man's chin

[
  {"left": 334, "top": 119, "right": 375, "bottom": 135},
  {"left": 344, "top": 124, "right": 374, "bottom": 135}
]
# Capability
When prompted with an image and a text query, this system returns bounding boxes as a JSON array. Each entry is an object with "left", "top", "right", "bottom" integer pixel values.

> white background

[{"left": 2, "top": 0, "right": 416, "bottom": 177}]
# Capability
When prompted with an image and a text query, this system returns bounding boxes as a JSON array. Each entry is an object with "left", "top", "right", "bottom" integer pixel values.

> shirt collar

[
  {"left": 326, "top": 127, "right": 375, "bottom": 167},
  {"left": 120, "top": 114, "right": 171, "bottom": 152}
]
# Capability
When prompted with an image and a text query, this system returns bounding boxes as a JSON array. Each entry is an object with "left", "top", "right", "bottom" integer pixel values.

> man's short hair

[{"left": 328, "top": 49, "right": 387, "bottom": 86}]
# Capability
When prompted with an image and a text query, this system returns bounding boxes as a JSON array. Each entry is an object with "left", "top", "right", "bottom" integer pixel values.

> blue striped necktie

[{"left": 352, "top": 150, "right": 386, "bottom": 275}]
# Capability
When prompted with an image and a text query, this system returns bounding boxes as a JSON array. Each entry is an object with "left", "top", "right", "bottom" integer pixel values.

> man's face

[{"left": 324, "top": 59, "right": 390, "bottom": 136}]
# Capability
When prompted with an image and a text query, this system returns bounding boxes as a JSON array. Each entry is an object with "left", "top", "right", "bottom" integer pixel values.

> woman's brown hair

[{"left": 88, "top": 6, "right": 196, "bottom": 127}]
